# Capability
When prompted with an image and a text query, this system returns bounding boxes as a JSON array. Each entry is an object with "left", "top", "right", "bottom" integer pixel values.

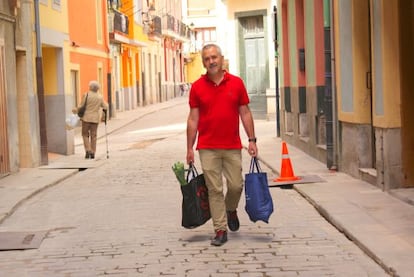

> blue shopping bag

[{"left": 245, "top": 157, "right": 274, "bottom": 223}]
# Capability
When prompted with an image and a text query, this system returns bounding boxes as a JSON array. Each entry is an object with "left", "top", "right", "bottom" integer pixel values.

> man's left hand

[{"left": 248, "top": 142, "right": 258, "bottom": 157}]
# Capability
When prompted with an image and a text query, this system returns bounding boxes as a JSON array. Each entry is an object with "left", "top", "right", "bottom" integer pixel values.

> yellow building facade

[{"left": 37, "top": 0, "right": 72, "bottom": 155}]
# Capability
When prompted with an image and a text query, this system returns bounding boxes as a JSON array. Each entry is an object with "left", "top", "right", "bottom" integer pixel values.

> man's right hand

[{"left": 186, "top": 149, "right": 194, "bottom": 165}]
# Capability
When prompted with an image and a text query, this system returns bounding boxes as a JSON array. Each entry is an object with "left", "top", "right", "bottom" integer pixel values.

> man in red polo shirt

[{"left": 186, "top": 43, "right": 258, "bottom": 246}]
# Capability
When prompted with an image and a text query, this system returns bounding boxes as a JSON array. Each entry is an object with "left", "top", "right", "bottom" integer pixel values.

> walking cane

[{"left": 103, "top": 109, "right": 109, "bottom": 159}]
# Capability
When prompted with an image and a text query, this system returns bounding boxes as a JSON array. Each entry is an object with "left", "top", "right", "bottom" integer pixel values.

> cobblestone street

[{"left": 0, "top": 102, "right": 389, "bottom": 276}]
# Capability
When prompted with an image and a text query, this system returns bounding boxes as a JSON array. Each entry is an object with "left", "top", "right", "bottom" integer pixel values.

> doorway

[{"left": 238, "top": 13, "right": 268, "bottom": 119}]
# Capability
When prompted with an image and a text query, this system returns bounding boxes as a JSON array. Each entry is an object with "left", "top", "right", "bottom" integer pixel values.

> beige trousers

[
  {"left": 199, "top": 149, "right": 243, "bottom": 232},
  {"left": 81, "top": 121, "right": 98, "bottom": 154}
]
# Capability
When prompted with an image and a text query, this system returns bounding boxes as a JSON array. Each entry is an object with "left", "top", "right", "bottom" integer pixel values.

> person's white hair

[
  {"left": 202, "top": 43, "right": 223, "bottom": 56},
  {"left": 89, "top": 80, "right": 100, "bottom": 92}
]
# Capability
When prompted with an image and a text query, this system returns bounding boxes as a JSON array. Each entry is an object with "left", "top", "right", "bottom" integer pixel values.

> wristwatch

[{"left": 248, "top": 137, "right": 257, "bottom": 143}]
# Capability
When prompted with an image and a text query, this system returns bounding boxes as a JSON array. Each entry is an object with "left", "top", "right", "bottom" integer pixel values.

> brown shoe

[
  {"left": 227, "top": 210, "right": 240, "bottom": 232},
  {"left": 211, "top": 230, "right": 228, "bottom": 246}
]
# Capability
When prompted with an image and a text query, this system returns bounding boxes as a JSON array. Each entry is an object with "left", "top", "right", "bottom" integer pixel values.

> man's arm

[
  {"left": 186, "top": 107, "right": 199, "bottom": 164},
  {"left": 239, "top": 105, "right": 258, "bottom": 157}
]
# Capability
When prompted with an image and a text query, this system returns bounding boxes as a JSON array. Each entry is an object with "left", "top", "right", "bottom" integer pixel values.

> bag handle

[
  {"left": 80, "top": 93, "right": 88, "bottom": 108},
  {"left": 249, "top": 157, "right": 262, "bottom": 173},
  {"left": 84, "top": 93, "right": 88, "bottom": 105},
  {"left": 186, "top": 163, "right": 199, "bottom": 182}
]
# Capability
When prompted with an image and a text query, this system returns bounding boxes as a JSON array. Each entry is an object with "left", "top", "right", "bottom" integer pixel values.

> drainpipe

[
  {"left": 105, "top": 4, "right": 112, "bottom": 119},
  {"left": 324, "top": 0, "right": 337, "bottom": 170},
  {"left": 34, "top": 0, "right": 48, "bottom": 165},
  {"left": 273, "top": 5, "right": 281, "bottom": 137},
  {"left": 330, "top": 0, "right": 338, "bottom": 170}
]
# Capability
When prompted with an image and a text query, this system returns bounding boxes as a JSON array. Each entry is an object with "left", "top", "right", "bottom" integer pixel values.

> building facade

[
  {"left": 223, "top": 0, "right": 277, "bottom": 120},
  {"left": 159, "top": 0, "right": 189, "bottom": 100},
  {"left": 188, "top": 0, "right": 413, "bottom": 190},
  {"left": 182, "top": 0, "right": 221, "bottom": 83},
  {"left": 68, "top": 0, "right": 111, "bottom": 154},
  {"left": 110, "top": 0, "right": 189, "bottom": 111},
  {"left": 38, "top": 0, "right": 72, "bottom": 156},
  {"left": 0, "top": 0, "right": 192, "bottom": 175},
  {"left": 277, "top": 0, "right": 327, "bottom": 163},
  {"left": 0, "top": 0, "right": 41, "bottom": 175},
  {"left": 277, "top": 0, "right": 414, "bottom": 190},
  {"left": 183, "top": 0, "right": 277, "bottom": 120},
  {"left": 116, "top": 0, "right": 148, "bottom": 111}
]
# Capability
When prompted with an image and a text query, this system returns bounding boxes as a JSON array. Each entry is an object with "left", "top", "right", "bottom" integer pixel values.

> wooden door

[
  {"left": 245, "top": 37, "right": 266, "bottom": 94},
  {"left": 241, "top": 15, "right": 267, "bottom": 118}
]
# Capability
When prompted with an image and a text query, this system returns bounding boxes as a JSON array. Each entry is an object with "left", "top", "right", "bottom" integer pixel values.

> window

[
  {"left": 52, "top": 0, "right": 61, "bottom": 11},
  {"left": 97, "top": 0, "right": 103, "bottom": 43},
  {"left": 133, "top": 0, "right": 143, "bottom": 25},
  {"left": 109, "top": 0, "right": 121, "bottom": 9},
  {"left": 195, "top": 27, "right": 216, "bottom": 50}
]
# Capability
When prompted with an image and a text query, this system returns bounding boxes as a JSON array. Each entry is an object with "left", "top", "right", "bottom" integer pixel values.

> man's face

[{"left": 202, "top": 47, "right": 223, "bottom": 75}]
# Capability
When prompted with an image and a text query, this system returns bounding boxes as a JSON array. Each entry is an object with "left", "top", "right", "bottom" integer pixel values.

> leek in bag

[{"left": 172, "top": 161, "right": 187, "bottom": 186}]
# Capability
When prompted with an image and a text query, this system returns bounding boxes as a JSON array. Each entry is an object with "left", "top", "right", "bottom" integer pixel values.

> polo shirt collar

[{"left": 203, "top": 70, "right": 229, "bottom": 85}]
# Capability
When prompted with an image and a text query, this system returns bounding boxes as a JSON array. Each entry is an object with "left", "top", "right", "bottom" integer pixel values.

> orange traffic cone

[{"left": 273, "top": 141, "right": 301, "bottom": 182}]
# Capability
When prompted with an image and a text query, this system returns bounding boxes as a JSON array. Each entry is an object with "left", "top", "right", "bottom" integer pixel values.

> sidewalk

[
  {"left": 0, "top": 96, "right": 413, "bottom": 276},
  {"left": 255, "top": 123, "right": 414, "bottom": 277}
]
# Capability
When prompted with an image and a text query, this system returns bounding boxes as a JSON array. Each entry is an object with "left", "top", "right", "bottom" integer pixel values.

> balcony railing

[
  {"left": 109, "top": 11, "right": 129, "bottom": 35},
  {"left": 161, "top": 14, "right": 191, "bottom": 40},
  {"left": 148, "top": 15, "right": 162, "bottom": 36}
]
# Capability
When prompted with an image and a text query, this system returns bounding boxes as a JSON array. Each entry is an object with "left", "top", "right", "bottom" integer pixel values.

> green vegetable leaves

[{"left": 172, "top": 161, "right": 188, "bottom": 186}]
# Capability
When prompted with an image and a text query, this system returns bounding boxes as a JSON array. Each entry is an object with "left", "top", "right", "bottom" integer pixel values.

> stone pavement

[{"left": 0, "top": 96, "right": 413, "bottom": 276}]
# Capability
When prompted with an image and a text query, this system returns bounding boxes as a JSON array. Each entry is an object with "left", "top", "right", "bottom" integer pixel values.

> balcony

[
  {"left": 145, "top": 15, "right": 162, "bottom": 37},
  {"left": 162, "top": 14, "right": 191, "bottom": 42},
  {"left": 109, "top": 10, "right": 129, "bottom": 43}
]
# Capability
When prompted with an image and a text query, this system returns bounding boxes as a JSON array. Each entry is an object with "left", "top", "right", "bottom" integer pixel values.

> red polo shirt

[{"left": 189, "top": 71, "right": 250, "bottom": 150}]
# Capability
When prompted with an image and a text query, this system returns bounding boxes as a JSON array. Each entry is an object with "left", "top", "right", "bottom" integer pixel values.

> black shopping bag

[
  {"left": 245, "top": 157, "right": 274, "bottom": 223},
  {"left": 180, "top": 164, "right": 211, "bottom": 229}
]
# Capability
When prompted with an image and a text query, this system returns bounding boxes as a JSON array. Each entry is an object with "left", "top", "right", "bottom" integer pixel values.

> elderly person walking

[{"left": 73, "top": 80, "right": 108, "bottom": 159}]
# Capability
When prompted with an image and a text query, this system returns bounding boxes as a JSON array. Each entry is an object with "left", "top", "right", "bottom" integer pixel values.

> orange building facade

[{"left": 68, "top": 0, "right": 110, "bottom": 109}]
